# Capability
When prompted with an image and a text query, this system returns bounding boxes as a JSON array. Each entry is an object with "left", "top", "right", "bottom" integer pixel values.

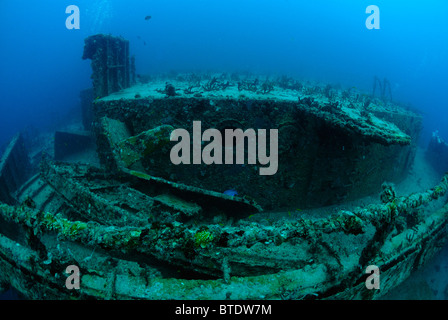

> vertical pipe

[
  {"left": 106, "top": 37, "right": 111, "bottom": 96},
  {"left": 125, "top": 40, "right": 130, "bottom": 88},
  {"left": 130, "top": 56, "right": 136, "bottom": 85}
]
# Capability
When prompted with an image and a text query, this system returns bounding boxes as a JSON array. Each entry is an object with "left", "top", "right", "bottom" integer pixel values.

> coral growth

[
  {"left": 202, "top": 77, "right": 231, "bottom": 91},
  {"left": 194, "top": 229, "right": 214, "bottom": 248},
  {"left": 156, "top": 83, "right": 177, "bottom": 97}
]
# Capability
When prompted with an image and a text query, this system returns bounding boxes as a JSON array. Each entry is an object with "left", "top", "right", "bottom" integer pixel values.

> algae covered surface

[{"left": 1, "top": 2, "right": 448, "bottom": 302}]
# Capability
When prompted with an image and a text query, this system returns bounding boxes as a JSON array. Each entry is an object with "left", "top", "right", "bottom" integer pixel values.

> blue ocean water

[{"left": 0, "top": 0, "right": 447, "bottom": 149}]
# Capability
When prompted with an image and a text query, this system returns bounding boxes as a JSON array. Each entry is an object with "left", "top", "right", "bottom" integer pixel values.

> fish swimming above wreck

[{"left": 0, "top": 30, "right": 447, "bottom": 302}]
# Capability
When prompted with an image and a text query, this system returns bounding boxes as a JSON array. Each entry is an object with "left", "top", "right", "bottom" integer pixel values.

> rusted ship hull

[
  {"left": 0, "top": 34, "right": 447, "bottom": 300},
  {"left": 0, "top": 154, "right": 447, "bottom": 299}
]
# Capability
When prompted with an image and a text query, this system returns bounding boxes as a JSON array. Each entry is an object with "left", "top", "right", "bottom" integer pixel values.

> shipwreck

[{"left": 0, "top": 34, "right": 447, "bottom": 300}]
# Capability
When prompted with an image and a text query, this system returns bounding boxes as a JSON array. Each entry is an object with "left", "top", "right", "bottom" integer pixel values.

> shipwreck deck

[
  {"left": 0, "top": 34, "right": 445, "bottom": 301},
  {"left": 92, "top": 75, "right": 422, "bottom": 210}
]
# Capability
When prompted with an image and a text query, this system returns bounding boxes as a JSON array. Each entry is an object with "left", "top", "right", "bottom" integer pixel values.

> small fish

[
  {"left": 145, "top": 15, "right": 151, "bottom": 21},
  {"left": 223, "top": 189, "right": 238, "bottom": 197}
]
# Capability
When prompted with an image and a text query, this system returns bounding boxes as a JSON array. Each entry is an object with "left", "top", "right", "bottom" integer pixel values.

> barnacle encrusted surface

[{"left": 93, "top": 75, "right": 421, "bottom": 210}]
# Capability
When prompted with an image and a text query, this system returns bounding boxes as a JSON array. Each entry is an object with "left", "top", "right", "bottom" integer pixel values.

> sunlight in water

[{"left": 85, "top": 0, "right": 114, "bottom": 34}]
